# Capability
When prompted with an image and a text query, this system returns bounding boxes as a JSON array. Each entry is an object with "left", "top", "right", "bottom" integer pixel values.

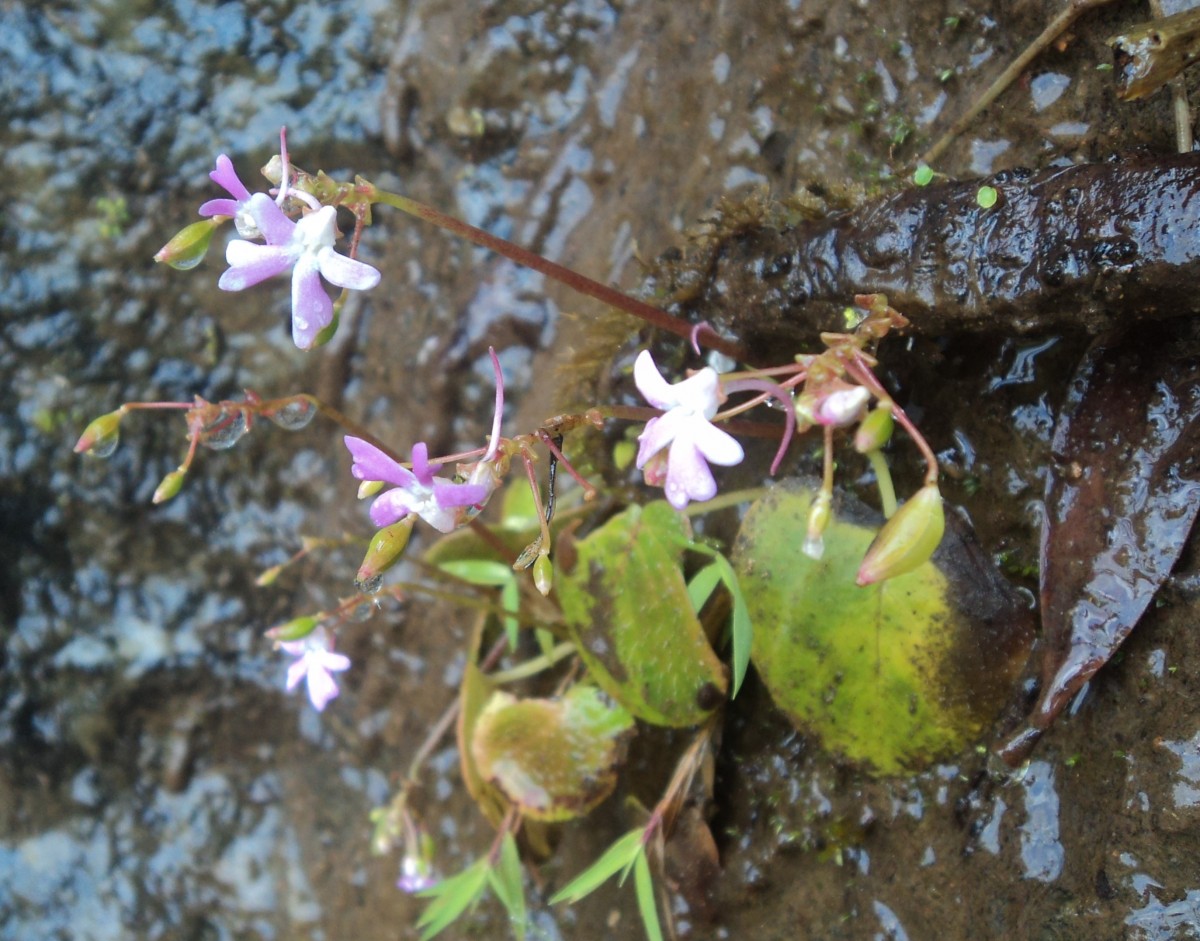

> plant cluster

[{"left": 77, "top": 129, "right": 946, "bottom": 939}]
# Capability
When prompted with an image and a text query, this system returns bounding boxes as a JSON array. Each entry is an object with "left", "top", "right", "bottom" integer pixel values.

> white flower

[
  {"left": 633, "top": 351, "right": 744, "bottom": 509},
  {"left": 280, "top": 627, "right": 351, "bottom": 711}
]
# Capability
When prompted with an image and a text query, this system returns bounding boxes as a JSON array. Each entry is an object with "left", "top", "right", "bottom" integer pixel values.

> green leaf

[
  {"left": 683, "top": 544, "right": 753, "bottom": 698},
  {"left": 416, "top": 857, "right": 490, "bottom": 940},
  {"left": 732, "top": 480, "right": 1032, "bottom": 775},
  {"left": 471, "top": 686, "right": 635, "bottom": 821},
  {"left": 550, "top": 828, "right": 644, "bottom": 904},
  {"left": 555, "top": 503, "right": 727, "bottom": 727},
  {"left": 686, "top": 563, "right": 723, "bottom": 613},
  {"left": 486, "top": 833, "right": 526, "bottom": 941},
  {"left": 633, "top": 851, "right": 664, "bottom": 941}
]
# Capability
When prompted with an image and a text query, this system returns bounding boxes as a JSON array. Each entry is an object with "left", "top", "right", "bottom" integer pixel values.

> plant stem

[{"left": 366, "top": 185, "right": 749, "bottom": 363}]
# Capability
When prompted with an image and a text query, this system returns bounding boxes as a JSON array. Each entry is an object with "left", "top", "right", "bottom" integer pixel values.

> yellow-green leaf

[
  {"left": 555, "top": 503, "right": 727, "bottom": 727},
  {"left": 732, "top": 481, "right": 1033, "bottom": 775},
  {"left": 471, "top": 686, "right": 635, "bottom": 821}
]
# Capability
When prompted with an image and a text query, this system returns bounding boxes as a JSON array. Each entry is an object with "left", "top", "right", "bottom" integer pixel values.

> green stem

[
  {"left": 488, "top": 642, "right": 576, "bottom": 684},
  {"left": 868, "top": 449, "right": 897, "bottom": 518},
  {"left": 365, "top": 184, "right": 750, "bottom": 364}
]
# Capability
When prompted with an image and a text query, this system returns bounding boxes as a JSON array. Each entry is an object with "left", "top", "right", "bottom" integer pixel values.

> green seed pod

[
  {"left": 73, "top": 409, "right": 126, "bottom": 457},
  {"left": 532, "top": 552, "right": 553, "bottom": 596},
  {"left": 152, "top": 467, "right": 188, "bottom": 504},
  {"left": 265, "top": 615, "right": 321, "bottom": 643},
  {"left": 854, "top": 405, "right": 895, "bottom": 453},
  {"left": 153, "top": 217, "right": 222, "bottom": 271},
  {"left": 856, "top": 484, "right": 945, "bottom": 586},
  {"left": 356, "top": 516, "right": 415, "bottom": 588}
]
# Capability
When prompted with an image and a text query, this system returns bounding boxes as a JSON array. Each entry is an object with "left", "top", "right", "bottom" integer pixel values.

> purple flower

[
  {"left": 633, "top": 350, "right": 744, "bottom": 509},
  {"left": 281, "top": 626, "right": 351, "bottom": 712},
  {"left": 198, "top": 154, "right": 260, "bottom": 237},
  {"left": 218, "top": 193, "right": 382, "bottom": 349},
  {"left": 397, "top": 854, "right": 438, "bottom": 894},
  {"left": 345, "top": 439, "right": 491, "bottom": 534}
]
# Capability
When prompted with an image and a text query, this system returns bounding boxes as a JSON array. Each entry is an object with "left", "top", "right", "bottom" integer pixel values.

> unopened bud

[
  {"left": 358, "top": 479, "right": 384, "bottom": 499},
  {"left": 256, "top": 563, "right": 284, "bottom": 587},
  {"left": 532, "top": 552, "right": 553, "bottom": 596},
  {"left": 74, "top": 409, "right": 125, "bottom": 457},
  {"left": 265, "top": 615, "right": 320, "bottom": 643},
  {"left": 856, "top": 483, "right": 944, "bottom": 586},
  {"left": 152, "top": 467, "right": 187, "bottom": 504},
  {"left": 854, "top": 405, "right": 894, "bottom": 453},
  {"left": 814, "top": 385, "right": 870, "bottom": 427},
  {"left": 803, "top": 490, "right": 832, "bottom": 560},
  {"left": 355, "top": 516, "right": 415, "bottom": 588},
  {"left": 153, "top": 217, "right": 222, "bottom": 271}
]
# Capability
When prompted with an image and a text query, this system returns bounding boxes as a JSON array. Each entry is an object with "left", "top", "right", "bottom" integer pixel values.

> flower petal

[
  {"left": 209, "top": 154, "right": 251, "bottom": 201},
  {"left": 199, "top": 197, "right": 239, "bottom": 218},
  {"left": 664, "top": 439, "right": 718, "bottom": 509},
  {"left": 432, "top": 480, "right": 490, "bottom": 508},
  {"left": 290, "top": 256, "right": 333, "bottom": 349},
  {"left": 317, "top": 246, "right": 381, "bottom": 291},
  {"left": 305, "top": 665, "right": 340, "bottom": 711},
  {"left": 345, "top": 437, "right": 415, "bottom": 487},
  {"left": 285, "top": 655, "right": 309, "bottom": 691},
  {"left": 410, "top": 442, "right": 442, "bottom": 486},
  {"left": 633, "top": 350, "right": 679, "bottom": 410},
  {"left": 415, "top": 503, "right": 461, "bottom": 534},
  {"left": 666, "top": 367, "right": 723, "bottom": 420},
  {"left": 319, "top": 651, "right": 352, "bottom": 673},
  {"left": 246, "top": 192, "right": 296, "bottom": 246},
  {"left": 635, "top": 408, "right": 688, "bottom": 468},
  {"left": 370, "top": 489, "right": 417, "bottom": 529},
  {"left": 218, "top": 242, "right": 292, "bottom": 291},
  {"left": 688, "top": 416, "right": 744, "bottom": 466}
]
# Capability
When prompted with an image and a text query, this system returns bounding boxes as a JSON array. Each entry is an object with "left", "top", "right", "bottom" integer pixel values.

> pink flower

[
  {"left": 345, "top": 439, "right": 490, "bottom": 534},
  {"left": 198, "top": 154, "right": 260, "bottom": 238},
  {"left": 281, "top": 626, "right": 351, "bottom": 711},
  {"left": 345, "top": 348, "right": 510, "bottom": 533},
  {"left": 218, "top": 193, "right": 381, "bottom": 349},
  {"left": 633, "top": 350, "right": 744, "bottom": 509}
]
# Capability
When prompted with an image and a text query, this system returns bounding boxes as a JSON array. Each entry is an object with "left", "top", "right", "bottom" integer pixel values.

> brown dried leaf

[{"left": 1000, "top": 324, "right": 1200, "bottom": 763}]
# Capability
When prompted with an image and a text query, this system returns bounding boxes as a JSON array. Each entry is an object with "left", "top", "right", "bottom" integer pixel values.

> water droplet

[
  {"left": 198, "top": 407, "right": 249, "bottom": 450},
  {"left": 264, "top": 397, "right": 316, "bottom": 430},
  {"left": 355, "top": 572, "right": 383, "bottom": 594},
  {"left": 88, "top": 431, "right": 121, "bottom": 458}
]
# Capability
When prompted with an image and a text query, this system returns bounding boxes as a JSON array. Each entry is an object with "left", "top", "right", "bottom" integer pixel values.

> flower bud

[
  {"left": 803, "top": 489, "right": 832, "bottom": 560},
  {"left": 814, "top": 385, "right": 870, "bottom": 427},
  {"left": 153, "top": 217, "right": 222, "bottom": 271},
  {"left": 856, "top": 484, "right": 944, "bottom": 586},
  {"left": 355, "top": 516, "right": 415, "bottom": 589},
  {"left": 152, "top": 467, "right": 187, "bottom": 504},
  {"left": 255, "top": 563, "right": 284, "bottom": 587},
  {"left": 854, "top": 405, "right": 894, "bottom": 453},
  {"left": 74, "top": 409, "right": 125, "bottom": 457},
  {"left": 357, "top": 479, "right": 385, "bottom": 499},
  {"left": 264, "top": 615, "right": 321, "bottom": 643},
  {"left": 532, "top": 552, "right": 553, "bottom": 596}
]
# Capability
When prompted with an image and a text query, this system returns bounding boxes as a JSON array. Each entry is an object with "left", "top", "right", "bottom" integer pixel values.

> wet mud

[{"left": 3, "top": 0, "right": 1200, "bottom": 939}]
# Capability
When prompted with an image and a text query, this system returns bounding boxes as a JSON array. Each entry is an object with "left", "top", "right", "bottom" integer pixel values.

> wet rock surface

[{"left": 3, "top": 0, "right": 1199, "bottom": 938}]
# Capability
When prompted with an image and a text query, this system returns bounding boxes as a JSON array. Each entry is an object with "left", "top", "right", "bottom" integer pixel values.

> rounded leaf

[{"left": 471, "top": 686, "right": 635, "bottom": 821}]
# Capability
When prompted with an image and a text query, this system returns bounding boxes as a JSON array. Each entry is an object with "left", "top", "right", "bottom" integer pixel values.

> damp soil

[{"left": 3, "top": 0, "right": 1200, "bottom": 939}]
